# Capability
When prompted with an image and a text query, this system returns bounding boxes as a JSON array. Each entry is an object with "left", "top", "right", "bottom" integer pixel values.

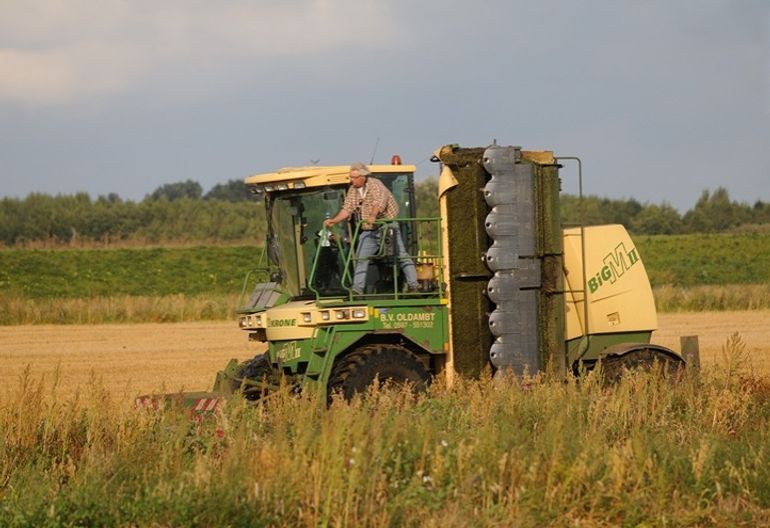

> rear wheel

[
  {"left": 328, "top": 344, "right": 430, "bottom": 401},
  {"left": 601, "top": 348, "right": 684, "bottom": 384}
]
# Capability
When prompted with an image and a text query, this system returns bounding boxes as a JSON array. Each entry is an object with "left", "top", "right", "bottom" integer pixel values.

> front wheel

[
  {"left": 328, "top": 344, "right": 430, "bottom": 401},
  {"left": 231, "top": 353, "right": 276, "bottom": 400}
]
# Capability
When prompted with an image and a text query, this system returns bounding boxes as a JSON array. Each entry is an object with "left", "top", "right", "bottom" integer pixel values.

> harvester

[{"left": 137, "top": 144, "right": 685, "bottom": 410}]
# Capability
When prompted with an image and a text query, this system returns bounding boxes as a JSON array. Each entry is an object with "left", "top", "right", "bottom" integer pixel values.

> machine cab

[{"left": 244, "top": 163, "right": 419, "bottom": 302}]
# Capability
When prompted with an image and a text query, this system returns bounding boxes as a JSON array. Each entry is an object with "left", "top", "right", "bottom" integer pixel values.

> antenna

[{"left": 369, "top": 137, "right": 380, "bottom": 165}]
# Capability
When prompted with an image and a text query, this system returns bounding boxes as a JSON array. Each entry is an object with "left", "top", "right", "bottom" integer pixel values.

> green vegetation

[
  {"left": 0, "top": 245, "right": 264, "bottom": 324},
  {"left": 3, "top": 234, "right": 768, "bottom": 297},
  {"left": 2, "top": 179, "right": 769, "bottom": 247},
  {"left": 636, "top": 233, "right": 770, "bottom": 286},
  {"left": 0, "top": 246, "right": 261, "bottom": 299},
  {"left": 0, "top": 194, "right": 265, "bottom": 247},
  {"left": 560, "top": 187, "right": 770, "bottom": 234},
  {"left": 1, "top": 231, "right": 769, "bottom": 324},
  {"left": 2, "top": 339, "right": 769, "bottom": 526}
]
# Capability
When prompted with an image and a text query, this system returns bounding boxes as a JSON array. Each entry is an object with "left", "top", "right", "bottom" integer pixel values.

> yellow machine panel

[
  {"left": 563, "top": 225, "right": 657, "bottom": 340},
  {"left": 245, "top": 164, "right": 416, "bottom": 191}
]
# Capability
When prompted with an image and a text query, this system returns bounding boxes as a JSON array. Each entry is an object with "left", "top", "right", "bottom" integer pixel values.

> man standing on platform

[{"left": 324, "top": 162, "right": 420, "bottom": 295}]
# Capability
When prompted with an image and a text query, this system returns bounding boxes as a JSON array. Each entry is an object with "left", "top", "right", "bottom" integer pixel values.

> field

[
  {"left": 0, "top": 245, "right": 261, "bottom": 298},
  {"left": 634, "top": 233, "right": 770, "bottom": 286},
  {"left": 2, "top": 232, "right": 770, "bottom": 325},
  {"left": 2, "top": 312, "right": 769, "bottom": 526},
  {"left": 2, "top": 311, "right": 769, "bottom": 398},
  {"left": 2, "top": 233, "right": 770, "bottom": 525}
]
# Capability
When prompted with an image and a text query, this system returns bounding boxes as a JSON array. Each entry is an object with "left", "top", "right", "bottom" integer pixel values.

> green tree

[
  {"left": 751, "top": 200, "right": 770, "bottom": 225},
  {"left": 630, "top": 203, "right": 683, "bottom": 235},
  {"left": 414, "top": 178, "right": 439, "bottom": 219},
  {"left": 147, "top": 180, "right": 203, "bottom": 201},
  {"left": 560, "top": 195, "right": 642, "bottom": 227},
  {"left": 204, "top": 179, "right": 254, "bottom": 202},
  {"left": 682, "top": 188, "right": 749, "bottom": 233}
]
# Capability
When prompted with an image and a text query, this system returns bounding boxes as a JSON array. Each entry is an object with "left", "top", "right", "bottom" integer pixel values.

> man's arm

[{"left": 323, "top": 209, "right": 350, "bottom": 227}]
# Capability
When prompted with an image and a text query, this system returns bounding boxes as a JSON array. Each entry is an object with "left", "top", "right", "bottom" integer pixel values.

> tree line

[
  {"left": 559, "top": 187, "right": 770, "bottom": 234},
  {"left": 1, "top": 179, "right": 768, "bottom": 246},
  {"left": 0, "top": 180, "right": 264, "bottom": 246}
]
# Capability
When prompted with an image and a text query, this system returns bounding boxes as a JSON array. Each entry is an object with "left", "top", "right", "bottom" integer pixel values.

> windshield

[
  {"left": 265, "top": 172, "right": 416, "bottom": 299},
  {"left": 268, "top": 188, "right": 347, "bottom": 298}
]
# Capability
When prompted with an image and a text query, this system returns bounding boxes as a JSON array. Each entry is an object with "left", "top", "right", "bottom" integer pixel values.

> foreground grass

[{"left": 2, "top": 347, "right": 769, "bottom": 526}]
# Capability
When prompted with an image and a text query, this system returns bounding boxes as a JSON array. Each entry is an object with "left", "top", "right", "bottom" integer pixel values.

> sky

[{"left": 1, "top": 0, "right": 768, "bottom": 211}]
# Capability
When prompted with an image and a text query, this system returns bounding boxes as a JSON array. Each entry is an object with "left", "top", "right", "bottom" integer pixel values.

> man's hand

[
  {"left": 323, "top": 218, "right": 335, "bottom": 228},
  {"left": 359, "top": 216, "right": 377, "bottom": 230}
]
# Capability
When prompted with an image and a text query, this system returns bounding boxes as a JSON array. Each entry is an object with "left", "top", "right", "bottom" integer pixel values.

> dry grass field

[
  {"left": 0, "top": 321, "right": 264, "bottom": 399},
  {"left": 1, "top": 310, "right": 768, "bottom": 398},
  {"left": 653, "top": 310, "right": 770, "bottom": 375}
]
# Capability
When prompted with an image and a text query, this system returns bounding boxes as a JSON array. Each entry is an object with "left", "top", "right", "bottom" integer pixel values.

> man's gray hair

[{"left": 350, "top": 162, "right": 370, "bottom": 176}]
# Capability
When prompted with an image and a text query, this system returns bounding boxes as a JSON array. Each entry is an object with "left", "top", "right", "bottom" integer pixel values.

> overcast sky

[{"left": 1, "top": 0, "right": 768, "bottom": 210}]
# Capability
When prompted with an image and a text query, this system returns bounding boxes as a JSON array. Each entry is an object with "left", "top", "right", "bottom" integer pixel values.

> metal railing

[{"left": 308, "top": 216, "right": 445, "bottom": 303}]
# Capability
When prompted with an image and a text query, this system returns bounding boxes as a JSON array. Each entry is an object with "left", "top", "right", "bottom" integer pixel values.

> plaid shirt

[{"left": 342, "top": 177, "right": 399, "bottom": 227}]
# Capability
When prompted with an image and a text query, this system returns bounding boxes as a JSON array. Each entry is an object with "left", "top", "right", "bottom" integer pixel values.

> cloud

[
  {"left": 0, "top": 0, "right": 399, "bottom": 104},
  {"left": 0, "top": 44, "right": 150, "bottom": 104}
]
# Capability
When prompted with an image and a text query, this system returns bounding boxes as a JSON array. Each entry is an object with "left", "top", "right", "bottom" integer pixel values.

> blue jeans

[{"left": 352, "top": 224, "right": 419, "bottom": 294}]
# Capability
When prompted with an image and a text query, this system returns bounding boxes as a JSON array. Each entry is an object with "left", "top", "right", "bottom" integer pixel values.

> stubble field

[{"left": 1, "top": 310, "right": 768, "bottom": 398}]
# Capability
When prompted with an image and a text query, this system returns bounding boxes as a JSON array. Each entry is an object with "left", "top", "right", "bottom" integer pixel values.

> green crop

[
  {"left": 635, "top": 233, "right": 770, "bottom": 287},
  {"left": 0, "top": 245, "right": 262, "bottom": 299},
  {"left": 2, "top": 232, "right": 769, "bottom": 325}
]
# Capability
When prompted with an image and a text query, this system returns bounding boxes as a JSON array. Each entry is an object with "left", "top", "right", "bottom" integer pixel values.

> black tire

[
  {"left": 328, "top": 344, "right": 430, "bottom": 401},
  {"left": 234, "top": 353, "right": 274, "bottom": 400},
  {"left": 601, "top": 348, "right": 685, "bottom": 384}
]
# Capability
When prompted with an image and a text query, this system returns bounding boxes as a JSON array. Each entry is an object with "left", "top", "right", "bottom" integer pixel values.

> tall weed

[{"left": 2, "top": 341, "right": 769, "bottom": 526}]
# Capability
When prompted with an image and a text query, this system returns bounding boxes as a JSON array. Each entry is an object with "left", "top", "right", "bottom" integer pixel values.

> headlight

[
  {"left": 321, "top": 311, "right": 330, "bottom": 321},
  {"left": 335, "top": 309, "right": 349, "bottom": 320},
  {"left": 238, "top": 316, "right": 248, "bottom": 328},
  {"left": 352, "top": 308, "right": 367, "bottom": 319},
  {"left": 255, "top": 314, "right": 263, "bottom": 326},
  {"left": 302, "top": 312, "right": 312, "bottom": 323}
]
